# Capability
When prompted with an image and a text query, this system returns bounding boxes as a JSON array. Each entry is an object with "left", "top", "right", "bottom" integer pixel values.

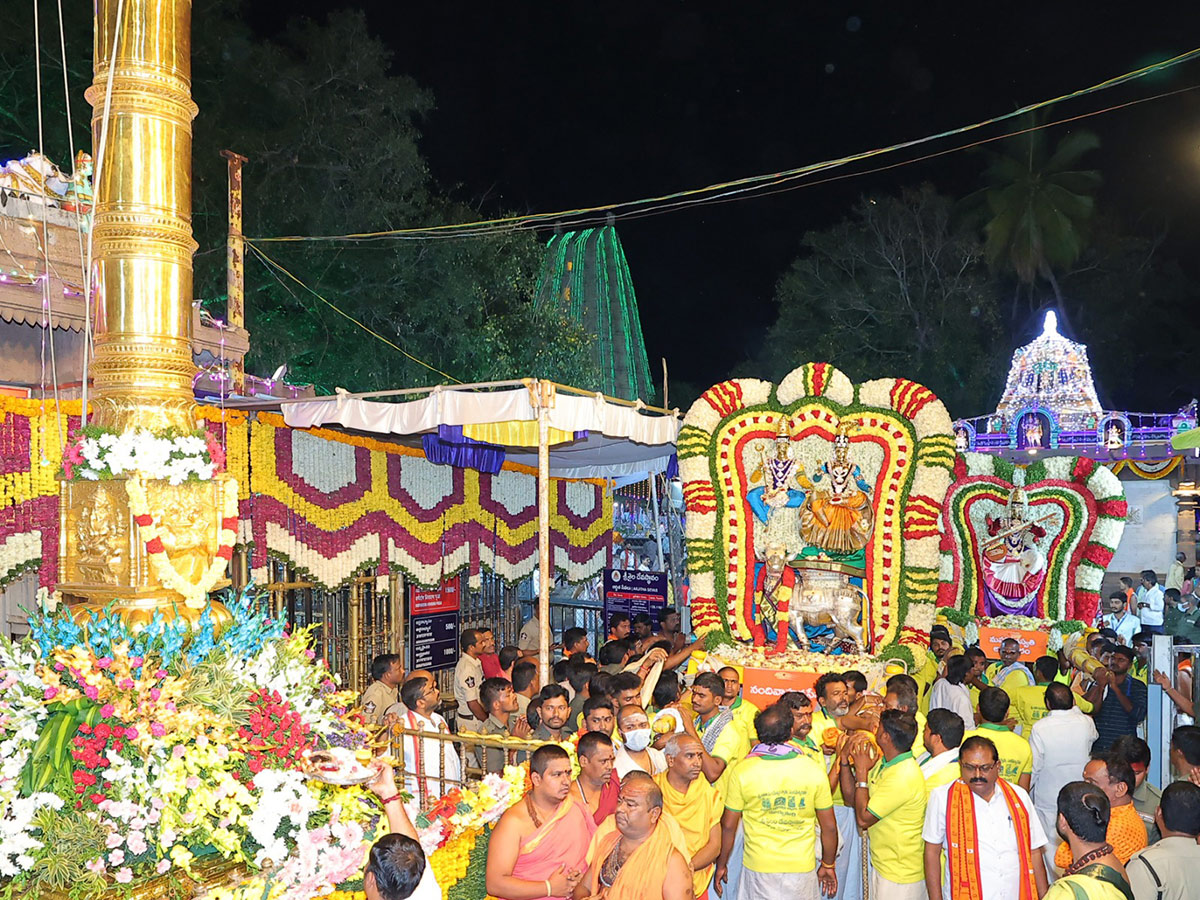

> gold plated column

[
  {"left": 86, "top": 0, "right": 199, "bottom": 432},
  {"left": 59, "top": 0, "right": 230, "bottom": 627}
]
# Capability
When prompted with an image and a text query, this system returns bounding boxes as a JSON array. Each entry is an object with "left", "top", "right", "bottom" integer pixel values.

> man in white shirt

[
  {"left": 1029, "top": 682, "right": 1097, "bottom": 871},
  {"left": 1138, "top": 570, "right": 1166, "bottom": 634},
  {"left": 923, "top": 735, "right": 1049, "bottom": 900},
  {"left": 453, "top": 628, "right": 488, "bottom": 729},
  {"left": 1102, "top": 592, "right": 1141, "bottom": 646},
  {"left": 613, "top": 703, "right": 667, "bottom": 776},
  {"left": 929, "top": 654, "right": 976, "bottom": 733},
  {"left": 396, "top": 674, "right": 461, "bottom": 805}
]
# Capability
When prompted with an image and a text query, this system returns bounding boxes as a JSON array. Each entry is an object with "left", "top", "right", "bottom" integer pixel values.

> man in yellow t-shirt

[
  {"left": 718, "top": 666, "right": 758, "bottom": 741},
  {"left": 715, "top": 704, "right": 838, "bottom": 899},
  {"left": 779, "top": 690, "right": 823, "bottom": 764},
  {"left": 921, "top": 707, "right": 964, "bottom": 796},
  {"left": 1010, "top": 656, "right": 1094, "bottom": 734},
  {"left": 841, "top": 708, "right": 928, "bottom": 899},
  {"left": 964, "top": 686, "right": 1033, "bottom": 789}
]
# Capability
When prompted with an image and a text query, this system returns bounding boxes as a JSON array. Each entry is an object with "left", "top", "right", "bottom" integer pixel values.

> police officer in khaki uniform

[{"left": 361, "top": 654, "right": 404, "bottom": 725}]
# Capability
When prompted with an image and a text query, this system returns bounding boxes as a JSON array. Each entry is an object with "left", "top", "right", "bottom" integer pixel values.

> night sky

[{"left": 247, "top": 3, "right": 1200, "bottom": 410}]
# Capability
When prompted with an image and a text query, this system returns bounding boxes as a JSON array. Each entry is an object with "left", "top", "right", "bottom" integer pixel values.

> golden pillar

[
  {"left": 86, "top": 0, "right": 199, "bottom": 432},
  {"left": 58, "top": 0, "right": 230, "bottom": 626}
]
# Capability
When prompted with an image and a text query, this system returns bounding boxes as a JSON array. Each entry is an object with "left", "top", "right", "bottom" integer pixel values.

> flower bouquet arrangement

[{"left": 0, "top": 587, "right": 388, "bottom": 900}]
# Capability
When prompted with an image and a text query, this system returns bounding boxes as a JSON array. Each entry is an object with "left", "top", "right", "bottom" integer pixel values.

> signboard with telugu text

[
  {"left": 410, "top": 575, "right": 461, "bottom": 616},
  {"left": 408, "top": 576, "right": 462, "bottom": 670},
  {"left": 977, "top": 626, "right": 1049, "bottom": 662},
  {"left": 603, "top": 568, "right": 668, "bottom": 625},
  {"left": 739, "top": 666, "right": 820, "bottom": 709}
]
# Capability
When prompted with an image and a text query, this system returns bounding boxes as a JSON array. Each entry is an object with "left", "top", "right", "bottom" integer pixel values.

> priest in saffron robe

[
  {"left": 487, "top": 745, "right": 591, "bottom": 900},
  {"left": 922, "top": 735, "right": 1050, "bottom": 900},
  {"left": 580, "top": 771, "right": 694, "bottom": 900},
  {"left": 655, "top": 734, "right": 723, "bottom": 899}
]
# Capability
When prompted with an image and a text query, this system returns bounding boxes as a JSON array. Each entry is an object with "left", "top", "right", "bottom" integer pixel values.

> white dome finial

[{"left": 1042, "top": 309, "right": 1059, "bottom": 336}]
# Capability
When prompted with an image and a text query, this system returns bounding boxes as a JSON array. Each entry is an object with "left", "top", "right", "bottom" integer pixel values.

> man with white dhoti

[{"left": 396, "top": 674, "right": 461, "bottom": 805}]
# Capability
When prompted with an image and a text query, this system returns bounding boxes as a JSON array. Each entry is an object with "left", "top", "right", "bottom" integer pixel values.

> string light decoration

[
  {"left": 993, "top": 311, "right": 1102, "bottom": 433},
  {"left": 534, "top": 225, "right": 655, "bottom": 404}
]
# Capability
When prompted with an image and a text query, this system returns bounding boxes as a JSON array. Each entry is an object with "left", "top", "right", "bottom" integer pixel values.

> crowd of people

[{"left": 354, "top": 599, "right": 1200, "bottom": 900}]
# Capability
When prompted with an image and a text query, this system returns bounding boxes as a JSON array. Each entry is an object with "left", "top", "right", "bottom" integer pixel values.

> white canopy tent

[{"left": 279, "top": 378, "right": 680, "bottom": 681}]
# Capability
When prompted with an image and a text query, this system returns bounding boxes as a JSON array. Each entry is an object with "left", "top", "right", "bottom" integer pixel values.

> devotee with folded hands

[{"left": 487, "top": 744, "right": 591, "bottom": 900}]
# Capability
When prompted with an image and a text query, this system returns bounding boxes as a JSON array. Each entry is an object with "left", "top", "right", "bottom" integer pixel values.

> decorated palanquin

[
  {"left": 679, "top": 362, "right": 955, "bottom": 663},
  {"left": 937, "top": 452, "right": 1128, "bottom": 624}
]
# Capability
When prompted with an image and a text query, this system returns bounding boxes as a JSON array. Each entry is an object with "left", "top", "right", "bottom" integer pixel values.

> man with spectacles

[{"left": 923, "top": 735, "right": 1049, "bottom": 900}]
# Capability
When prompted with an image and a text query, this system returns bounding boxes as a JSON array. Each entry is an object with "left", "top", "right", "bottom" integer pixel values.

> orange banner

[
  {"left": 978, "top": 627, "right": 1049, "bottom": 662},
  {"left": 740, "top": 667, "right": 819, "bottom": 709}
]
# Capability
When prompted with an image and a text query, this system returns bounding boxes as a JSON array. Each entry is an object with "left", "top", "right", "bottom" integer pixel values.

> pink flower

[
  {"left": 127, "top": 831, "right": 148, "bottom": 855},
  {"left": 149, "top": 688, "right": 161, "bottom": 701},
  {"left": 185, "top": 776, "right": 200, "bottom": 790},
  {"left": 196, "top": 734, "right": 208, "bottom": 750},
  {"left": 156, "top": 859, "right": 171, "bottom": 875},
  {"left": 124, "top": 726, "right": 138, "bottom": 740},
  {"left": 43, "top": 687, "right": 58, "bottom": 700},
  {"left": 84, "top": 857, "right": 106, "bottom": 875},
  {"left": 304, "top": 649, "right": 315, "bottom": 660},
  {"left": 114, "top": 867, "right": 133, "bottom": 884},
  {"left": 106, "top": 832, "right": 124, "bottom": 849},
  {"left": 172, "top": 744, "right": 185, "bottom": 759},
  {"left": 151, "top": 796, "right": 165, "bottom": 811},
  {"left": 164, "top": 702, "right": 177, "bottom": 713},
  {"left": 129, "top": 657, "right": 143, "bottom": 668},
  {"left": 84, "top": 684, "right": 99, "bottom": 700},
  {"left": 95, "top": 657, "right": 113, "bottom": 670},
  {"left": 155, "top": 669, "right": 167, "bottom": 679},
  {"left": 118, "top": 678, "right": 134, "bottom": 691},
  {"left": 53, "top": 662, "right": 64, "bottom": 672},
  {"left": 183, "top": 812, "right": 196, "bottom": 824},
  {"left": 108, "top": 848, "right": 125, "bottom": 867},
  {"left": 151, "top": 722, "right": 166, "bottom": 738},
  {"left": 100, "top": 703, "right": 115, "bottom": 718}
]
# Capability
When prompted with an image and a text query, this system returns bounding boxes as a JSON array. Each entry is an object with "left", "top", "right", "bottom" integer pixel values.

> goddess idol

[
  {"left": 980, "top": 487, "right": 1049, "bottom": 617},
  {"left": 798, "top": 422, "right": 874, "bottom": 557}
]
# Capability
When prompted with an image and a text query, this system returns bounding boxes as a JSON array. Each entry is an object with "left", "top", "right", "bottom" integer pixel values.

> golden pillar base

[{"left": 58, "top": 476, "right": 233, "bottom": 631}]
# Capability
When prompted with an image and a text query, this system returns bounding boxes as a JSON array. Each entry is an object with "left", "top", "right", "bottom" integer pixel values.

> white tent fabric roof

[{"left": 281, "top": 386, "right": 679, "bottom": 479}]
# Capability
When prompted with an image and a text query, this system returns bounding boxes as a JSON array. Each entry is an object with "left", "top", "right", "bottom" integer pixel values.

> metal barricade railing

[
  {"left": 386, "top": 725, "right": 546, "bottom": 811},
  {"left": 1149, "top": 636, "right": 1198, "bottom": 789}
]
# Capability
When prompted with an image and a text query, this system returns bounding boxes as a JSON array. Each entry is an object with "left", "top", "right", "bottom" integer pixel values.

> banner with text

[
  {"left": 978, "top": 626, "right": 1049, "bottom": 662},
  {"left": 408, "top": 576, "right": 462, "bottom": 670},
  {"left": 603, "top": 569, "right": 668, "bottom": 626}
]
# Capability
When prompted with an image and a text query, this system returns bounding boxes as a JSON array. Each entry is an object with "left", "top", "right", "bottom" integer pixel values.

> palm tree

[{"left": 969, "top": 117, "right": 1101, "bottom": 317}]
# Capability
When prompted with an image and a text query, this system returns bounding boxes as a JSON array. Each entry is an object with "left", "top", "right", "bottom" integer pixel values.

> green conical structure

[{"left": 535, "top": 225, "right": 655, "bottom": 403}]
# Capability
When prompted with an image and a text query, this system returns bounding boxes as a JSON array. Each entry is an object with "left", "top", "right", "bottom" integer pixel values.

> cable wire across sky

[{"left": 248, "top": 47, "right": 1200, "bottom": 245}]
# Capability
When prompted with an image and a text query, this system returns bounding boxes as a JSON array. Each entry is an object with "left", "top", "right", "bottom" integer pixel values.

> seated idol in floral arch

[
  {"left": 798, "top": 422, "right": 874, "bottom": 557},
  {"left": 980, "top": 487, "right": 1049, "bottom": 617}
]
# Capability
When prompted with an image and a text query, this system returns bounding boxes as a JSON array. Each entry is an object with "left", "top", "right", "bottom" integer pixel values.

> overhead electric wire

[
  {"left": 246, "top": 242, "right": 463, "bottom": 384},
  {"left": 250, "top": 47, "right": 1200, "bottom": 245}
]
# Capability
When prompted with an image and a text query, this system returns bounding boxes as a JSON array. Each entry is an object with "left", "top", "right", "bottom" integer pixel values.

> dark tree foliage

[
  {"left": 746, "top": 186, "right": 1008, "bottom": 415},
  {"left": 1, "top": 1, "right": 598, "bottom": 393}
]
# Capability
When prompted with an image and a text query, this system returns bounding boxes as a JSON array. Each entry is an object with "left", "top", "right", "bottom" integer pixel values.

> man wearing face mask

[
  {"left": 923, "top": 736, "right": 1049, "bottom": 900},
  {"left": 614, "top": 704, "right": 668, "bottom": 777}
]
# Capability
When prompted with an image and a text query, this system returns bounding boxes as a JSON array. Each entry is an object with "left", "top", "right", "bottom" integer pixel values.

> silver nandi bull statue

[{"left": 755, "top": 541, "right": 866, "bottom": 655}]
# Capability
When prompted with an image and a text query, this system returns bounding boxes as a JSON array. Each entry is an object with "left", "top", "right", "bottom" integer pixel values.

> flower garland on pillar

[{"left": 125, "top": 475, "right": 239, "bottom": 609}]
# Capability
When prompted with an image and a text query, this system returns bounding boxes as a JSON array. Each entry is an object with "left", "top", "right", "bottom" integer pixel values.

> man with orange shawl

[
  {"left": 922, "top": 735, "right": 1050, "bottom": 900},
  {"left": 487, "top": 745, "right": 591, "bottom": 900},
  {"left": 655, "top": 734, "right": 723, "bottom": 899},
  {"left": 576, "top": 771, "right": 694, "bottom": 900}
]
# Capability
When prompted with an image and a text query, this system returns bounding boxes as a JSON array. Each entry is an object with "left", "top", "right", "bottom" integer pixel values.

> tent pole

[
  {"left": 537, "top": 380, "right": 552, "bottom": 687},
  {"left": 649, "top": 473, "right": 663, "bottom": 571}
]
